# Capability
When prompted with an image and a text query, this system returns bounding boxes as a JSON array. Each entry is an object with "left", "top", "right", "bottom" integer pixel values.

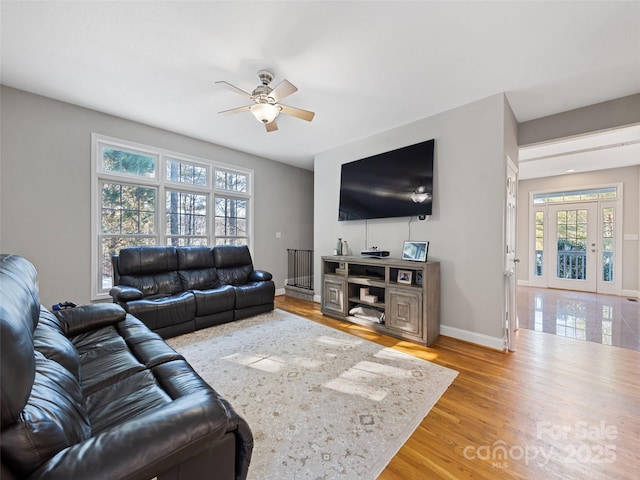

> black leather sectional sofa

[
  {"left": 0, "top": 254, "right": 253, "bottom": 480},
  {"left": 110, "top": 245, "right": 275, "bottom": 338}
]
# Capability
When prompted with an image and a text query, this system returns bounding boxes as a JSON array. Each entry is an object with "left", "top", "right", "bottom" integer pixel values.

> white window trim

[{"left": 91, "top": 133, "right": 254, "bottom": 300}]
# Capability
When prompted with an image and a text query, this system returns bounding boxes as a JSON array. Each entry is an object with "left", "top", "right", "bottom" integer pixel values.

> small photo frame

[
  {"left": 402, "top": 240, "right": 429, "bottom": 262},
  {"left": 397, "top": 269, "right": 413, "bottom": 285}
]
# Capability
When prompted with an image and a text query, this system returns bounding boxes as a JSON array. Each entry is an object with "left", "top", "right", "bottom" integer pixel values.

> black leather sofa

[
  {"left": 110, "top": 245, "right": 275, "bottom": 338},
  {"left": 0, "top": 254, "right": 253, "bottom": 480}
]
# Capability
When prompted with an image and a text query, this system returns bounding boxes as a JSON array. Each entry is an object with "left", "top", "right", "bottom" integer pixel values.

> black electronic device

[
  {"left": 52, "top": 301, "right": 77, "bottom": 311},
  {"left": 361, "top": 250, "right": 389, "bottom": 257},
  {"left": 338, "top": 139, "right": 434, "bottom": 221}
]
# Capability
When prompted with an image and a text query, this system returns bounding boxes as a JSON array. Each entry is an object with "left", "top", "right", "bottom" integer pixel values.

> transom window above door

[{"left": 533, "top": 187, "right": 617, "bottom": 204}]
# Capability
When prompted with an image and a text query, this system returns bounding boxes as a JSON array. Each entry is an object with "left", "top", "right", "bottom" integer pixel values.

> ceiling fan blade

[
  {"left": 215, "top": 81, "right": 253, "bottom": 99},
  {"left": 268, "top": 80, "right": 298, "bottom": 103},
  {"left": 265, "top": 120, "right": 278, "bottom": 132},
  {"left": 218, "top": 105, "right": 252, "bottom": 115},
  {"left": 279, "top": 104, "right": 315, "bottom": 122}
]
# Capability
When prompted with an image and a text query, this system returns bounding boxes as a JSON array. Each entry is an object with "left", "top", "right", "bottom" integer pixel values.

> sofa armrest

[
  {"left": 249, "top": 269, "right": 272, "bottom": 282},
  {"left": 53, "top": 304, "right": 127, "bottom": 336},
  {"left": 27, "top": 392, "right": 232, "bottom": 480},
  {"left": 110, "top": 285, "right": 144, "bottom": 301}
]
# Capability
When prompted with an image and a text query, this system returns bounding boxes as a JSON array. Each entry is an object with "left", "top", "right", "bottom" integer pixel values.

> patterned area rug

[{"left": 167, "top": 309, "right": 457, "bottom": 479}]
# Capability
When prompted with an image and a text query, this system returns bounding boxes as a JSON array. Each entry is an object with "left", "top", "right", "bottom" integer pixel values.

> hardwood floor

[{"left": 275, "top": 295, "right": 639, "bottom": 480}]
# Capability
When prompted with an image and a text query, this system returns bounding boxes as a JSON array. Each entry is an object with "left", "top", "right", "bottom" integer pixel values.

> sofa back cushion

[
  {"left": 35, "top": 308, "right": 81, "bottom": 382},
  {"left": 117, "top": 246, "right": 182, "bottom": 296},
  {"left": 0, "top": 255, "right": 40, "bottom": 428},
  {"left": 177, "top": 246, "right": 218, "bottom": 290},
  {"left": 213, "top": 245, "right": 254, "bottom": 286},
  {"left": 1, "top": 351, "right": 91, "bottom": 478}
]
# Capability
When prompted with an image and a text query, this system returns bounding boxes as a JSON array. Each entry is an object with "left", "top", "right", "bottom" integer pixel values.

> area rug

[{"left": 167, "top": 309, "right": 457, "bottom": 479}]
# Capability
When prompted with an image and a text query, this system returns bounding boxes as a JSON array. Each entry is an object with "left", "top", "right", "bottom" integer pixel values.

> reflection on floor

[{"left": 517, "top": 287, "right": 640, "bottom": 352}]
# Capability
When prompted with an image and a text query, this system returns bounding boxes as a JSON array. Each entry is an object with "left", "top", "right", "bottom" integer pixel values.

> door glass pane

[
  {"left": 556, "top": 209, "right": 587, "bottom": 280},
  {"left": 602, "top": 207, "right": 614, "bottom": 282},
  {"left": 535, "top": 211, "right": 544, "bottom": 277}
]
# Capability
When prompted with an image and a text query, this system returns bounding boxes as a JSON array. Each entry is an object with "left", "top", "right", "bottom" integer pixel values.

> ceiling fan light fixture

[{"left": 250, "top": 103, "right": 280, "bottom": 124}]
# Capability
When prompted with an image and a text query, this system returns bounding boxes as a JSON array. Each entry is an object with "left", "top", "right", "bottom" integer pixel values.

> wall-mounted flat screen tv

[{"left": 338, "top": 139, "right": 434, "bottom": 221}]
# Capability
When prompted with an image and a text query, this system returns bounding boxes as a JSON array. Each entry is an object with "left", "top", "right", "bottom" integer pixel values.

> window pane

[
  {"left": 535, "top": 211, "right": 544, "bottom": 277},
  {"left": 166, "top": 159, "right": 208, "bottom": 186},
  {"left": 214, "top": 237, "right": 248, "bottom": 246},
  {"left": 556, "top": 209, "right": 588, "bottom": 281},
  {"left": 602, "top": 207, "right": 614, "bottom": 282},
  {"left": 166, "top": 237, "right": 208, "bottom": 247},
  {"left": 165, "top": 191, "right": 207, "bottom": 236},
  {"left": 101, "top": 183, "right": 156, "bottom": 234},
  {"left": 214, "top": 196, "right": 247, "bottom": 238},
  {"left": 100, "top": 236, "right": 155, "bottom": 290},
  {"left": 101, "top": 146, "right": 156, "bottom": 177},
  {"left": 533, "top": 187, "right": 617, "bottom": 205},
  {"left": 216, "top": 169, "right": 248, "bottom": 193}
]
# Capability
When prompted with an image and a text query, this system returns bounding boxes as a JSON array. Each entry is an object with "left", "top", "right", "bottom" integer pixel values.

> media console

[{"left": 321, "top": 255, "right": 440, "bottom": 346}]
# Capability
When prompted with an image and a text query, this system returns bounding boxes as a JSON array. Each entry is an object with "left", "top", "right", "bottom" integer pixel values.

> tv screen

[{"left": 338, "top": 139, "right": 434, "bottom": 221}]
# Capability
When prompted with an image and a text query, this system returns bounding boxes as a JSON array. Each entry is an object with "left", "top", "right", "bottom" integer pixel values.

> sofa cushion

[
  {"left": 118, "top": 246, "right": 183, "bottom": 296},
  {"left": 34, "top": 309, "right": 81, "bottom": 382},
  {"left": 84, "top": 369, "right": 172, "bottom": 435},
  {"left": 235, "top": 282, "right": 276, "bottom": 309},
  {"left": 0, "top": 351, "right": 91, "bottom": 478},
  {"left": 124, "top": 291, "right": 196, "bottom": 332},
  {"left": 117, "top": 314, "right": 184, "bottom": 368},
  {"left": 213, "top": 245, "right": 255, "bottom": 286},
  {"left": 193, "top": 285, "right": 236, "bottom": 316},
  {"left": 71, "top": 325, "right": 147, "bottom": 396},
  {"left": 118, "top": 246, "right": 178, "bottom": 276},
  {"left": 120, "top": 271, "right": 183, "bottom": 296},
  {"left": 177, "top": 246, "right": 218, "bottom": 290},
  {"left": 0, "top": 255, "right": 40, "bottom": 428}
]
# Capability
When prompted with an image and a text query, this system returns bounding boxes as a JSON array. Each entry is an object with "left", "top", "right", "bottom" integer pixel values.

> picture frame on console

[
  {"left": 402, "top": 240, "right": 429, "bottom": 262},
  {"left": 397, "top": 270, "right": 413, "bottom": 285}
]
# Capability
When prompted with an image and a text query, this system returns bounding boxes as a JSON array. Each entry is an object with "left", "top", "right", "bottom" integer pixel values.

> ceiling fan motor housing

[{"left": 253, "top": 70, "right": 275, "bottom": 103}]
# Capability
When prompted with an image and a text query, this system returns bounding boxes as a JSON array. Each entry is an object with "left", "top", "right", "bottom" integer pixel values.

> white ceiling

[{"left": 1, "top": 1, "right": 639, "bottom": 174}]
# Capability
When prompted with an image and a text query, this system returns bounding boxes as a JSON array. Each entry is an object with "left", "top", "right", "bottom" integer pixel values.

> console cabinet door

[
  {"left": 386, "top": 288, "right": 423, "bottom": 336},
  {"left": 323, "top": 277, "right": 346, "bottom": 316}
]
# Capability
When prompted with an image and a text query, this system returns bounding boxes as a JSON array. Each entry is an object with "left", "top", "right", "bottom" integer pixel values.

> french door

[
  {"left": 548, "top": 203, "right": 598, "bottom": 292},
  {"left": 531, "top": 191, "right": 621, "bottom": 295}
]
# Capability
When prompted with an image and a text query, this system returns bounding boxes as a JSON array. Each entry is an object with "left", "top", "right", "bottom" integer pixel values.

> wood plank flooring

[{"left": 274, "top": 295, "right": 640, "bottom": 480}]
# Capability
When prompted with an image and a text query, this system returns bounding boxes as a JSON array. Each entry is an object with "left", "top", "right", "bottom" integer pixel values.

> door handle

[{"left": 514, "top": 258, "right": 520, "bottom": 263}]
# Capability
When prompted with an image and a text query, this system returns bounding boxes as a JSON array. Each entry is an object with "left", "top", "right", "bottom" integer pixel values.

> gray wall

[
  {"left": 518, "top": 93, "right": 640, "bottom": 146},
  {"left": 517, "top": 165, "right": 640, "bottom": 293},
  {"left": 0, "top": 86, "right": 314, "bottom": 307},
  {"left": 314, "top": 93, "right": 516, "bottom": 349}
]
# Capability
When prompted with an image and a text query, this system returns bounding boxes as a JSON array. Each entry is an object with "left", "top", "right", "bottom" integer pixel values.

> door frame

[{"left": 527, "top": 184, "right": 623, "bottom": 296}]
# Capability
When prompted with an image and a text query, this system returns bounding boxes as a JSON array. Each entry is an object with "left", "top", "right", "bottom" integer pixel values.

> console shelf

[{"left": 321, "top": 255, "right": 440, "bottom": 346}]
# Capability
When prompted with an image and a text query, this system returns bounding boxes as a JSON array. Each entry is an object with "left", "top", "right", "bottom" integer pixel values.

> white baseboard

[
  {"left": 517, "top": 279, "right": 531, "bottom": 287},
  {"left": 275, "top": 288, "right": 286, "bottom": 296},
  {"left": 439, "top": 325, "right": 505, "bottom": 351},
  {"left": 621, "top": 289, "right": 640, "bottom": 299},
  {"left": 313, "top": 294, "right": 322, "bottom": 304}
]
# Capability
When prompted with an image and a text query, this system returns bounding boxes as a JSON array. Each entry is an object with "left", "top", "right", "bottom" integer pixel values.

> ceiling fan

[{"left": 216, "top": 70, "right": 315, "bottom": 132}]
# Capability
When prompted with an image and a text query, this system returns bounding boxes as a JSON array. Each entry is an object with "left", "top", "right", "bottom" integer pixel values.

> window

[
  {"left": 92, "top": 134, "right": 253, "bottom": 299},
  {"left": 214, "top": 167, "right": 250, "bottom": 246},
  {"left": 533, "top": 187, "right": 617, "bottom": 204}
]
